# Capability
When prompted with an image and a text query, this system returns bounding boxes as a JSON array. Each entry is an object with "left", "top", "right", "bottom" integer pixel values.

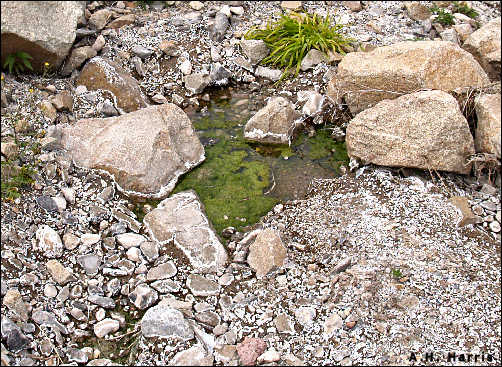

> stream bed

[{"left": 133, "top": 92, "right": 349, "bottom": 235}]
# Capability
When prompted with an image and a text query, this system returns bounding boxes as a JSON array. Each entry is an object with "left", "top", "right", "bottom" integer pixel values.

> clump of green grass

[
  {"left": 2, "top": 51, "right": 33, "bottom": 75},
  {"left": 1, "top": 161, "right": 36, "bottom": 200},
  {"left": 452, "top": 1, "right": 478, "bottom": 18},
  {"left": 245, "top": 11, "right": 353, "bottom": 82},
  {"left": 430, "top": 6, "right": 455, "bottom": 25}
]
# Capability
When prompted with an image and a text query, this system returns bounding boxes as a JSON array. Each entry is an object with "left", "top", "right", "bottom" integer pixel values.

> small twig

[{"left": 107, "top": 325, "right": 140, "bottom": 341}]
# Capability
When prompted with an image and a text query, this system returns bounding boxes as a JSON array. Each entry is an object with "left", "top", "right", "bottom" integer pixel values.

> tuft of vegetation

[
  {"left": 391, "top": 268, "right": 403, "bottom": 279},
  {"left": 135, "top": 0, "right": 154, "bottom": 9},
  {"left": 1, "top": 161, "right": 36, "bottom": 200},
  {"left": 245, "top": 11, "right": 353, "bottom": 82},
  {"left": 430, "top": 6, "right": 455, "bottom": 25},
  {"left": 2, "top": 51, "right": 33, "bottom": 75},
  {"left": 452, "top": 1, "right": 478, "bottom": 18}
]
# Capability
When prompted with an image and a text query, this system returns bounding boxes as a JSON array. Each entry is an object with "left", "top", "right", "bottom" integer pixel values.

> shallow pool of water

[{"left": 169, "top": 93, "right": 349, "bottom": 235}]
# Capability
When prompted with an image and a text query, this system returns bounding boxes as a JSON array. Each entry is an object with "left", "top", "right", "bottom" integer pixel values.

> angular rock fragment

[
  {"left": 144, "top": 190, "right": 227, "bottom": 273},
  {"left": 1, "top": 1, "right": 85, "bottom": 71},
  {"left": 244, "top": 97, "right": 296, "bottom": 144},
  {"left": 186, "top": 274, "right": 220, "bottom": 296},
  {"left": 141, "top": 304, "right": 194, "bottom": 340},
  {"left": 463, "top": 17, "right": 501, "bottom": 81},
  {"left": 247, "top": 229, "right": 287, "bottom": 279},
  {"left": 76, "top": 57, "right": 148, "bottom": 113},
  {"left": 474, "top": 93, "right": 501, "bottom": 158}
]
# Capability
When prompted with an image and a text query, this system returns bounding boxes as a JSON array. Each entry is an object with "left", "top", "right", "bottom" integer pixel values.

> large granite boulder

[
  {"left": 463, "top": 17, "right": 501, "bottom": 81},
  {"left": 76, "top": 57, "right": 149, "bottom": 113},
  {"left": 243, "top": 97, "right": 297, "bottom": 144},
  {"left": 327, "top": 41, "right": 490, "bottom": 115},
  {"left": 346, "top": 90, "right": 475, "bottom": 174},
  {"left": 60, "top": 104, "right": 205, "bottom": 197},
  {"left": 1, "top": 1, "right": 85, "bottom": 72},
  {"left": 143, "top": 190, "right": 228, "bottom": 274},
  {"left": 475, "top": 93, "right": 501, "bottom": 158}
]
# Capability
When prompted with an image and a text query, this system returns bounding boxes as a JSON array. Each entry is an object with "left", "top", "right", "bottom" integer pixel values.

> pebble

[{"left": 94, "top": 318, "right": 119, "bottom": 338}]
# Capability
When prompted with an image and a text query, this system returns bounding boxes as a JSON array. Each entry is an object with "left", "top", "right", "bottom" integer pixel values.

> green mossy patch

[{"left": 172, "top": 132, "right": 278, "bottom": 235}]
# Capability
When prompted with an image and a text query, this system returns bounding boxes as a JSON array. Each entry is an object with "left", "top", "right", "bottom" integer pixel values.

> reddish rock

[{"left": 237, "top": 337, "right": 267, "bottom": 366}]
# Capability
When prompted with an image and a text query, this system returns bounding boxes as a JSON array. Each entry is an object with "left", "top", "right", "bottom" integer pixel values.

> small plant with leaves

[
  {"left": 136, "top": 0, "right": 153, "bottom": 9},
  {"left": 245, "top": 11, "right": 353, "bottom": 82},
  {"left": 391, "top": 268, "right": 403, "bottom": 279},
  {"left": 452, "top": 1, "right": 478, "bottom": 18},
  {"left": 430, "top": 6, "right": 455, "bottom": 26},
  {"left": 1, "top": 161, "right": 36, "bottom": 200},
  {"left": 2, "top": 51, "right": 33, "bottom": 75}
]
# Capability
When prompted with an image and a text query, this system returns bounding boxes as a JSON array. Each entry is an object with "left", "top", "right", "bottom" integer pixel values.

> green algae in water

[
  {"left": 172, "top": 133, "right": 278, "bottom": 234},
  {"left": 172, "top": 96, "right": 349, "bottom": 236}
]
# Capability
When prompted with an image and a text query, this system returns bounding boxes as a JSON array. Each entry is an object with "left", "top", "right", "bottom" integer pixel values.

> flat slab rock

[
  {"left": 346, "top": 90, "right": 475, "bottom": 174},
  {"left": 61, "top": 104, "right": 205, "bottom": 198},
  {"left": 143, "top": 190, "right": 228, "bottom": 273}
]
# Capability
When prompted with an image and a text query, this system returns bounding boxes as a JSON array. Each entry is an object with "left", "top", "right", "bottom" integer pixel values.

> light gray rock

[
  {"left": 240, "top": 39, "right": 270, "bottom": 65},
  {"left": 131, "top": 45, "right": 153, "bottom": 59},
  {"left": 169, "top": 344, "right": 213, "bottom": 366},
  {"left": 295, "top": 306, "right": 316, "bottom": 327},
  {"left": 1, "top": 1, "right": 85, "bottom": 71},
  {"left": 300, "top": 49, "right": 327, "bottom": 71},
  {"left": 140, "top": 241, "right": 159, "bottom": 262},
  {"left": 186, "top": 274, "right": 220, "bottom": 296},
  {"left": 61, "top": 46, "right": 98, "bottom": 76},
  {"left": 141, "top": 304, "right": 194, "bottom": 340},
  {"left": 151, "top": 279, "right": 181, "bottom": 293},
  {"left": 209, "top": 12, "right": 229, "bottom": 42},
  {"left": 77, "top": 254, "right": 101, "bottom": 275},
  {"left": 255, "top": 66, "right": 282, "bottom": 81},
  {"left": 209, "top": 63, "right": 232, "bottom": 86},
  {"left": 146, "top": 261, "right": 177, "bottom": 281},
  {"left": 247, "top": 229, "right": 287, "bottom": 279},
  {"left": 61, "top": 104, "right": 205, "bottom": 198},
  {"left": 440, "top": 28, "right": 459, "bottom": 45},
  {"left": 244, "top": 97, "right": 296, "bottom": 144},
  {"left": 144, "top": 190, "right": 228, "bottom": 273},
  {"left": 36, "top": 225, "right": 63, "bottom": 258},
  {"left": 94, "top": 318, "right": 119, "bottom": 338},
  {"left": 128, "top": 284, "right": 158, "bottom": 309},
  {"left": 88, "top": 295, "right": 116, "bottom": 309},
  {"left": 185, "top": 73, "right": 211, "bottom": 95},
  {"left": 116, "top": 233, "right": 147, "bottom": 248},
  {"left": 31, "top": 310, "right": 68, "bottom": 334},
  {"left": 346, "top": 90, "right": 475, "bottom": 174}
]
